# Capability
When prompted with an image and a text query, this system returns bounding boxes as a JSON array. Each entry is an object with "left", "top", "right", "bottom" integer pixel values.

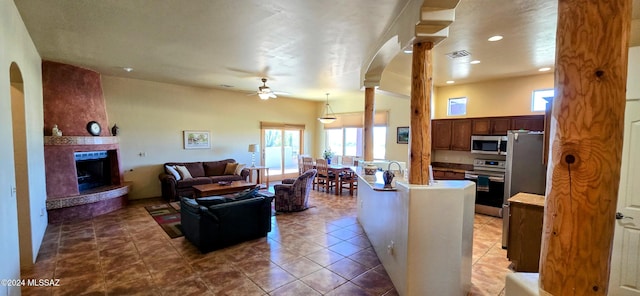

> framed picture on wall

[
  {"left": 183, "top": 130, "right": 211, "bottom": 149},
  {"left": 397, "top": 127, "right": 409, "bottom": 144}
]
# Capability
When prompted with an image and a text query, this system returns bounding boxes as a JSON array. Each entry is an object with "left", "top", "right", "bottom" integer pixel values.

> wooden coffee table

[{"left": 193, "top": 181, "right": 257, "bottom": 198}]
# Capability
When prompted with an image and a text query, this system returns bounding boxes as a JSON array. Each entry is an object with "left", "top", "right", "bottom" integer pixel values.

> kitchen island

[{"left": 355, "top": 167, "right": 475, "bottom": 295}]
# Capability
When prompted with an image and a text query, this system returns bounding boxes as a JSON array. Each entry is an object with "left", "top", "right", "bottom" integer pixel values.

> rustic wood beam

[
  {"left": 539, "top": 0, "right": 631, "bottom": 294},
  {"left": 408, "top": 41, "right": 433, "bottom": 185},
  {"left": 364, "top": 87, "right": 375, "bottom": 161}
]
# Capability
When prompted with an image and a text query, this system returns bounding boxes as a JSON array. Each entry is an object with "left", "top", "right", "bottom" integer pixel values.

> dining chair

[
  {"left": 339, "top": 168, "right": 358, "bottom": 196},
  {"left": 341, "top": 155, "right": 355, "bottom": 166},
  {"left": 315, "top": 158, "right": 337, "bottom": 193},
  {"left": 301, "top": 157, "right": 315, "bottom": 188}
]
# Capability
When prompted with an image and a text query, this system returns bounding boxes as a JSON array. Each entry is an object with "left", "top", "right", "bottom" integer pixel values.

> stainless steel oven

[{"left": 464, "top": 159, "right": 506, "bottom": 217}]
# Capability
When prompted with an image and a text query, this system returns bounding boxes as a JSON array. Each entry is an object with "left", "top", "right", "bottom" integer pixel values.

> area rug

[{"left": 145, "top": 203, "right": 183, "bottom": 238}]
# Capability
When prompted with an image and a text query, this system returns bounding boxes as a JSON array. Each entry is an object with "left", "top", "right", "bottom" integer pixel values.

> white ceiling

[{"left": 13, "top": 0, "right": 640, "bottom": 101}]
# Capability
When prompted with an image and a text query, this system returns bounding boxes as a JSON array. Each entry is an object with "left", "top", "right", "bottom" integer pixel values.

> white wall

[
  {"left": 102, "top": 76, "right": 319, "bottom": 199},
  {"left": 0, "top": 0, "right": 47, "bottom": 295}
]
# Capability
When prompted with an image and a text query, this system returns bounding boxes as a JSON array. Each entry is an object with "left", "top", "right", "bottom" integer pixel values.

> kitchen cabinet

[
  {"left": 451, "top": 119, "right": 472, "bottom": 150},
  {"left": 432, "top": 170, "right": 465, "bottom": 180},
  {"left": 507, "top": 193, "right": 544, "bottom": 272},
  {"left": 432, "top": 119, "right": 471, "bottom": 151},
  {"left": 511, "top": 115, "right": 544, "bottom": 131},
  {"left": 432, "top": 120, "right": 453, "bottom": 150},
  {"left": 472, "top": 117, "right": 511, "bottom": 135}
]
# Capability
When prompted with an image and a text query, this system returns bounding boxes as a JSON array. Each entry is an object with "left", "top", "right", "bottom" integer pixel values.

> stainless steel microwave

[{"left": 471, "top": 135, "right": 508, "bottom": 155}]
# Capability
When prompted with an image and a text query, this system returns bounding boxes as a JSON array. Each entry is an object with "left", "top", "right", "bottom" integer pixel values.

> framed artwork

[
  {"left": 397, "top": 127, "right": 409, "bottom": 144},
  {"left": 183, "top": 130, "right": 210, "bottom": 149}
]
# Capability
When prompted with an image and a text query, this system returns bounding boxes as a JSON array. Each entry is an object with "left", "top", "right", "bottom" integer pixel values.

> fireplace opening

[{"left": 75, "top": 151, "right": 111, "bottom": 192}]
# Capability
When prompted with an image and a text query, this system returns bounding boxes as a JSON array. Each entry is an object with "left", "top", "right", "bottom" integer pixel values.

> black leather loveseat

[{"left": 180, "top": 193, "right": 273, "bottom": 253}]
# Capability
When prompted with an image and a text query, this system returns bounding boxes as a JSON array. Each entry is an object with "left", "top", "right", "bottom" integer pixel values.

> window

[
  {"left": 325, "top": 126, "right": 386, "bottom": 159},
  {"left": 448, "top": 97, "right": 467, "bottom": 116},
  {"left": 532, "top": 89, "right": 554, "bottom": 112}
]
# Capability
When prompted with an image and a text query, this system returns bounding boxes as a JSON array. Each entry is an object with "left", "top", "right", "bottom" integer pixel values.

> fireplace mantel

[{"left": 44, "top": 136, "right": 118, "bottom": 146}]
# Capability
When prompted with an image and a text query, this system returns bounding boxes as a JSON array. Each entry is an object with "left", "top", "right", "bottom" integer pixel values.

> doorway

[
  {"left": 10, "top": 62, "right": 33, "bottom": 267},
  {"left": 261, "top": 122, "right": 304, "bottom": 181}
]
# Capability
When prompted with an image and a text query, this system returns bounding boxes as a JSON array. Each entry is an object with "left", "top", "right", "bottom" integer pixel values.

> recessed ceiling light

[
  {"left": 446, "top": 80, "right": 455, "bottom": 84},
  {"left": 538, "top": 67, "right": 551, "bottom": 72},
  {"left": 122, "top": 67, "right": 134, "bottom": 72},
  {"left": 403, "top": 49, "right": 413, "bottom": 54},
  {"left": 488, "top": 35, "right": 503, "bottom": 42},
  {"left": 470, "top": 60, "right": 481, "bottom": 64}
]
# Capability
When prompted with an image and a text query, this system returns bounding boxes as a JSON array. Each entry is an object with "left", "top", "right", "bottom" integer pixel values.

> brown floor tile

[
  {"left": 326, "top": 257, "right": 370, "bottom": 280},
  {"left": 300, "top": 268, "right": 348, "bottom": 294},
  {"left": 328, "top": 241, "right": 363, "bottom": 257},
  {"left": 351, "top": 269, "right": 395, "bottom": 295},
  {"left": 348, "top": 248, "right": 381, "bottom": 268},
  {"left": 325, "top": 282, "right": 373, "bottom": 296},
  {"left": 280, "top": 257, "right": 324, "bottom": 278},
  {"left": 158, "top": 276, "right": 210, "bottom": 296},
  {"left": 248, "top": 265, "right": 297, "bottom": 292},
  {"left": 271, "top": 280, "right": 321, "bottom": 296},
  {"left": 305, "top": 248, "right": 345, "bottom": 267},
  {"left": 20, "top": 191, "right": 510, "bottom": 296}
]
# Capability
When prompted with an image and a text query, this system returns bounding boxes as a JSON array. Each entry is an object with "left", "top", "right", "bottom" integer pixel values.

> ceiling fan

[{"left": 256, "top": 78, "right": 277, "bottom": 100}]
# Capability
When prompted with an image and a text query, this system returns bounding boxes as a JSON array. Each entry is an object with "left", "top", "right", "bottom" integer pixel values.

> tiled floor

[{"left": 21, "top": 188, "right": 511, "bottom": 295}]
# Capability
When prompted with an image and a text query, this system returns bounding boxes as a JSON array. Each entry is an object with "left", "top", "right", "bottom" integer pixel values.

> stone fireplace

[{"left": 43, "top": 61, "right": 129, "bottom": 223}]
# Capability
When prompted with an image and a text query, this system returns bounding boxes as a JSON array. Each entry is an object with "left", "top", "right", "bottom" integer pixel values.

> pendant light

[{"left": 318, "top": 93, "right": 337, "bottom": 124}]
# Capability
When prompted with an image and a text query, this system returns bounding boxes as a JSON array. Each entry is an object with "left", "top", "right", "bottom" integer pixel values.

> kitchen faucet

[{"left": 387, "top": 161, "right": 403, "bottom": 175}]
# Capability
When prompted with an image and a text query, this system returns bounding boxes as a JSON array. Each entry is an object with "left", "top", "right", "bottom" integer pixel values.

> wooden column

[
  {"left": 408, "top": 42, "right": 433, "bottom": 185},
  {"left": 539, "top": 0, "right": 631, "bottom": 295},
  {"left": 364, "top": 87, "right": 375, "bottom": 161}
]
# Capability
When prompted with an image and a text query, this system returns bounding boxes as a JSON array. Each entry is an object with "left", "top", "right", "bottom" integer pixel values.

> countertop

[{"left": 508, "top": 192, "right": 545, "bottom": 207}]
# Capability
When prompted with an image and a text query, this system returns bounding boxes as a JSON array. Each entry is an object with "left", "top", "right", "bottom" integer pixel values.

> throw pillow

[
  {"left": 224, "top": 162, "right": 239, "bottom": 175},
  {"left": 195, "top": 196, "right": 227, "bottom": 207},
  {"left": 234, "top": 163, "right": 246, "bottom": 175},
  {"left": 165, "top": 165, "right": 181, "bottom": 181},
  {"left": 175, "top": 165, "right": 193, "bottom": 180}
]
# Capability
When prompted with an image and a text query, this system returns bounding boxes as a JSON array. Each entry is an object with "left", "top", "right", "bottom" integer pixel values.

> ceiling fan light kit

[
  {"left": 318, "top": 93, "right": 337, "bottom": 124},
  {"left": 256, "top": 78, "right": 277, "bottom": 100}
]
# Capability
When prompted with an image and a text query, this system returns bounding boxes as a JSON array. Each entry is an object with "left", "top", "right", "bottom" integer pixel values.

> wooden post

[
  {"left": 364, "top": 87, "right": 375, "bottom": 161},
  {"left": 408, "top": 41, "right": 433, "bottom": 185},
  {"left": 539, "top": 0, "right": 631, "bottom": 294}
]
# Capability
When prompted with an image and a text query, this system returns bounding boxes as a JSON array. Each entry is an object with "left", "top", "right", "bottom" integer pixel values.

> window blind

[
  {"left": 323, "top": 111, "right": 388, "bottom": 129},
  {"left": 260, "top": 122, "right": 306, "bottom": 130}
]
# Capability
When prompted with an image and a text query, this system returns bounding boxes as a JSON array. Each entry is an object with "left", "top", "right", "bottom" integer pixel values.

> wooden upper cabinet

[
  {"left": 511, "top": 115, "right": 545, "bottom": 132},
  {"left": 451, "top": 119, "right": 472, "bottom": 151},
  {"left": 432, "top": 120, "right": 452, "bottom": 150},
  {"left": 491, "top": 118, "right": 511, "bottom": 135},
  {"left": 472, "top": 117, "right": 511, "bottom": 135},
  {"left": 471, "top": 119, "right": 491, "bottom": 135}
]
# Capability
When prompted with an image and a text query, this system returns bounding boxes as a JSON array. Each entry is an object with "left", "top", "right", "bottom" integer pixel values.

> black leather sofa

[{"left": 180, "top": 194, "right": 273, "bottom": 253}]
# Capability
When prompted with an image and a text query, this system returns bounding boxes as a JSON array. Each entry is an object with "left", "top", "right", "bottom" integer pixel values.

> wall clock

[{"left": 86, "top": 121, "right": 101, "bottom": 136}]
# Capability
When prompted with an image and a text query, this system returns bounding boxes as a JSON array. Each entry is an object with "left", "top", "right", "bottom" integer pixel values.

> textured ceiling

[{"left": 13, "top": 0, "right": 640, "bottom": 101}]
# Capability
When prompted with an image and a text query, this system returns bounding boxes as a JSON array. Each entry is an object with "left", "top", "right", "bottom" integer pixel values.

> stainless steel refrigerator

[{"left": 501, "top": 131, "right": 547, "bottom": 248}]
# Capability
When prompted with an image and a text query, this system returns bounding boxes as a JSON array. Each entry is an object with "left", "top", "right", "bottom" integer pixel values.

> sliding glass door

[{"left": 262, "top": 123, "right": 304, "bottom": 180}]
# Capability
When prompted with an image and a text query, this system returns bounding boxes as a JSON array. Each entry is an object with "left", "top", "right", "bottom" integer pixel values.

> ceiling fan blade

[{"left": 269, "top": 93, "right": 277, "bottom": 99}]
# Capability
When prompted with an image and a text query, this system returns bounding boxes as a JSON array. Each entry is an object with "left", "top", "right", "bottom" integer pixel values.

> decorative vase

[
  {"left": 111, "top": 124, "right": 119, "bottom": 136},
  {"left": 383, "top": 170, "right": 395, "bottom": 188},
  {"left": 327, "top": 158, "right": 331, "bottom": 164},
  {"left": 364, "top": 164, "right": 378, "bottom": 175}
]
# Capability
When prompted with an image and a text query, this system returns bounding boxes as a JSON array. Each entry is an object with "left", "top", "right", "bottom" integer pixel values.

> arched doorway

[{"left": 10, "top": 62, "right": 33, "bottom": 267}]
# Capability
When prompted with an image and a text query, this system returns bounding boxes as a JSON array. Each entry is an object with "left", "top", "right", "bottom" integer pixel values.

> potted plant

[{"left": 323, "top": 149, "right": 335, "bottom": 164}]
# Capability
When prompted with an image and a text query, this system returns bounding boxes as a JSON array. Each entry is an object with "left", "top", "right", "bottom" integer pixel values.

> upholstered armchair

[{"left": 274, "top": 169, "right": 317, "bottom": 212}]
